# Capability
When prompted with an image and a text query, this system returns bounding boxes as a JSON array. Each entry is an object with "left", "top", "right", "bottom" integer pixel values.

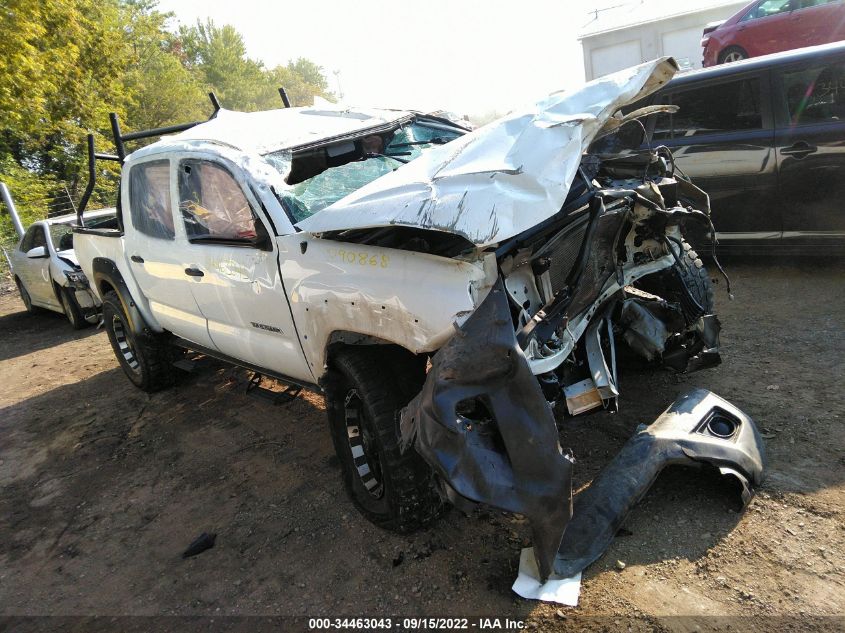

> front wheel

[
  {"left": 102, "top": 291, "right": 175, "bottom": 392},
  {"left": 60, "top": 287, "right": 88, "bottom": 330},
  {"left": 325, "top": 346, "right": 444, "bottom": 533},
  {"left": 718, "top": 46, "right": 747, "bottom": 64}
]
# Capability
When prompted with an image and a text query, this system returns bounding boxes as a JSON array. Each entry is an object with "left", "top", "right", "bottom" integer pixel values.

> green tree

[
  {"left": 178, "top": 19, "right": 267, "bottom": 111},
  {"left": 0, "top": 0, "right": 334, "bottom": 256}
]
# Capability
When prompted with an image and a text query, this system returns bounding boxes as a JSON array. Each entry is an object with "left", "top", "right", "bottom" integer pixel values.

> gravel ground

[{"left": 0, "top": 259, "right": 843, "bottom": 632}]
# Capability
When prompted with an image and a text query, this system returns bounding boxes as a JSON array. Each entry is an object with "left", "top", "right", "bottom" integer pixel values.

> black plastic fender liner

[
  {"left": 400, "top": 279, "right": 574, "bottom": 583},
  {"left": 92, "top": 257, "right": 149, "bottom": 338},
  {"left": 554, "top": 388, "right": 765, "bottom": 578}
]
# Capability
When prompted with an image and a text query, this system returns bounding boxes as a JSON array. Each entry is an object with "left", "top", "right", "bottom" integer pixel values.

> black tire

[
  {"left": 59, "top": 286, "right": 88, "bottom": 330},
  {"left": 102, "top": 291, "right": 175, "bottom": 392},
  {"left": 638, "top": 238, "right": 714, "bottom": 323},
  {"left": 15, "top": 277, "right": 37, "bottom": 313},
  {"left": 324, "top": 346, "right": 444, "bottom": 533},
  {"left": 718, "top": 46, "right": 747, "bottom": 64}
]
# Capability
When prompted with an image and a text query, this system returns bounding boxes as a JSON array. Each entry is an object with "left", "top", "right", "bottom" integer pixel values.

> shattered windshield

[{"left": 265, "top": 121, "right": 463, "bottom": 222}]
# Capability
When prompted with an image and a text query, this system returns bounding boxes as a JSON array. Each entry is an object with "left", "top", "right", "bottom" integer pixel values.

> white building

[{"left": 580, "top": 0, "right": 747, "bottom": 80}]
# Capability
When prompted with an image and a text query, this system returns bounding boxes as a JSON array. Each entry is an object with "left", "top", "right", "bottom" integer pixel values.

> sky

[{"left": 155, "top": 0, "right": 740, "bottom": 117}]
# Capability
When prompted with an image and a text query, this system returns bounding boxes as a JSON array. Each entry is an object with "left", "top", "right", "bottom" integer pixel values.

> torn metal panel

[
  {"left": 298, "top": 58, "right": 679, "bottom": 246},
  {"left": 400, "top": 279, "right": 574, "bottom": 582},
  {"left": 584, "top": 316, "right": 618, "bottom": 405},
  {"left": 554, "top": 389, "right": 765, "bottom": 578}
]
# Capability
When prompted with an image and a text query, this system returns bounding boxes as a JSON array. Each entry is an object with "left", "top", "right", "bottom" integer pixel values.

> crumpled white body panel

[{"left": 298, "top": 58, "right": 677, "bottom": 247}]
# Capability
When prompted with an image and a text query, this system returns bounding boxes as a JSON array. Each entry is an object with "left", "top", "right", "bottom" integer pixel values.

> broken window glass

[
  {"left": 265, "top": 121, "right": 463, "bottom": 222},
  {"left": 280, "top": 156, "right": 400, "bottom": 222},
  {"left": 178, "top": 160, "right": 258, "bottom": 241}
]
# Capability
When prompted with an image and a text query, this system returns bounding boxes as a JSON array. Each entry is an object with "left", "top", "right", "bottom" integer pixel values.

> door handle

[
  {"left": 184, "top": 267, "right": 204, "bottom": 277},
  {"left": 781, "top": 142, "right": 817, "bottom": 158},
  {"left": 130, "top": 254, "right": 144, "bottom": 263}
]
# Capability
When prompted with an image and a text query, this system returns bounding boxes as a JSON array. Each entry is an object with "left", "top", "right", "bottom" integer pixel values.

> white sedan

[{"left": 6, "top": 208, "right": 117, "bottom": 328}]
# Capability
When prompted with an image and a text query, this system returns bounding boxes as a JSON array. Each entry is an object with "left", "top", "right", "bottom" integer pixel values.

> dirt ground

[{"left": 0, "top": 259, "right": 843, "bottom": 631}]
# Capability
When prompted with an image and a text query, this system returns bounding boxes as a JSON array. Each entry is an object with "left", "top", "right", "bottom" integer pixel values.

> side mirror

[{"left": 26, "top": 246, "right": 48, "bottom": 259}]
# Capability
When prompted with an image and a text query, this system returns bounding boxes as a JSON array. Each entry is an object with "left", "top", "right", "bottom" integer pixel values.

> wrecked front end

[
  {"left": 400, "top": 122, "right": 764, "bottom": 584},
  {"left": 400, "top": 185, "right": 766, "bottom": 579},
  {"left": 291, "top": 58, "right": 764, "bottom": 582}
]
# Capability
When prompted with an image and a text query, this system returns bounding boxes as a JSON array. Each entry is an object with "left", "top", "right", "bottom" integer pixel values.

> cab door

[
  {"left": 172, "top": 155, "right": 314, "bottom": 384},
  {"left": 123, "top": 157, "right": 214, "bottom": 347},
  {"left": 773, "top": 53, "right": 845, "bottom": 245}
]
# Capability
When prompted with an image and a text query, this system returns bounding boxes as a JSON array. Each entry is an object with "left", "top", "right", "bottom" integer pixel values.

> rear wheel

[
  {"left": 718, "top": 46, "right": 747, "bottom": 64},
  {"left": 60, "top": 287, "right": 88, "bottom": 330},
  {"left": 102, "top": 291, "right": 175, "bottom": 392},
  {"left": 325, "top": 346, "right": 444, "bottom": 533}
]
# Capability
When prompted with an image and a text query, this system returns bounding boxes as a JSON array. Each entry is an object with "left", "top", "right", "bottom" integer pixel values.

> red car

[{"left": 702, "top": 0, "right": 845, "bottom": 66}]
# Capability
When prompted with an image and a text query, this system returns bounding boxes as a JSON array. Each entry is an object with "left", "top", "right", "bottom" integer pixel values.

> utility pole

[{"left": 333, "top": 69, "right": 344, "bottom": 101}]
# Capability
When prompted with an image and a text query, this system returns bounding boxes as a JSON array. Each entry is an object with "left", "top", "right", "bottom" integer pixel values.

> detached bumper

[
  {"left": 401, "top": 281, "right": 765, "bottom": 583},
  {"left": 555, "top": 388, "right": 765, "bottom": 578}
]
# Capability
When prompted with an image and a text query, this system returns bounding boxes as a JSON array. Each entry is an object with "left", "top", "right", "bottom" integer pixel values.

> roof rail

[{"left": 76, "top": 92, "right": 221, "bottom": 225}]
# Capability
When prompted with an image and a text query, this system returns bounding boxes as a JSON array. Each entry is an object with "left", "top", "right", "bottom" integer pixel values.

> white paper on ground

[{"left": 511, "top": 547, "right": 582, "bottom": 606}]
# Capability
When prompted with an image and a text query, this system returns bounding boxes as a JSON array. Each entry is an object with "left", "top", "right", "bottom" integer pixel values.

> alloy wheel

[
  {"left": 344, "top": 389, "right": 384, "bottom": 499},
  {"left": 111, "top": 314, "right": 141, "bottom": 375}
]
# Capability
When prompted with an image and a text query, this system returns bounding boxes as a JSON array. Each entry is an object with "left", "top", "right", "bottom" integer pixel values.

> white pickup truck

[{"left": 73, "top": 59, "right": 764, "bottom": 581}]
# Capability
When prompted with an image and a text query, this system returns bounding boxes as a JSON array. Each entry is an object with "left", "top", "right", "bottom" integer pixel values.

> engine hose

[{"left": 705, "top": 215, "right": 734, "bottom": 300}]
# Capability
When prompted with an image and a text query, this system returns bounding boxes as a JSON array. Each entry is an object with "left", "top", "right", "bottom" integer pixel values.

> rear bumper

[
  {"left": 702, "top": 42, "right": 719, "bottom": 67},
  {"left": 402, "top": 282, "right": 764, "bottom": 582}
]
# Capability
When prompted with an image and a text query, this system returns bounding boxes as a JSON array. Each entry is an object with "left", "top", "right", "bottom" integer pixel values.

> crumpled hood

[{"left": 297, "top": 57, "right": 678, "bottom": 247}]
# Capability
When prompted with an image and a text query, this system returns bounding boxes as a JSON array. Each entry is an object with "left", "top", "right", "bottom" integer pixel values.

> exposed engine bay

[
  {"left": 501, "top": 145, "right": 723, "bottom": 414},
  {"left": 401, "top": 141, "right": 763, "bottom": 583}
]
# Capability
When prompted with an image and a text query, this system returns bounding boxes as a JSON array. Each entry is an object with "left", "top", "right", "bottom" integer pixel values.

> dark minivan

[{"left": 639, "top": 41, "right": 845, "bottom": 253}]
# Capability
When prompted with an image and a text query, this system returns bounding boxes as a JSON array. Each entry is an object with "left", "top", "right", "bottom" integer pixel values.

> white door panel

[
  {"left": 123, "top": 158, "right": 215, "bottom": 348},
  {"left": 173, "top": 155, "right": 313, "bottom": 383},
  {"left": 181, "top": 244, "right": 312, "bottom": 382}
]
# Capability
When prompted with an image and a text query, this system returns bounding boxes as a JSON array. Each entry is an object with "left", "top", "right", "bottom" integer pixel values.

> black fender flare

[{"left": 92, "top": 257, "right": 149, "bottom": 338}]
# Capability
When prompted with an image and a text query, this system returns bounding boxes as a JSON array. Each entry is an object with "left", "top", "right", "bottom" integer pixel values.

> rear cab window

[{"left": 128, "top": 160, "right": 174, "bottom": 240}]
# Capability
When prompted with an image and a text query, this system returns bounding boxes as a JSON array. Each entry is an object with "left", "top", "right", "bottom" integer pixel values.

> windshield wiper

[
  {"left": 389, "top": 137, "right": 450, "bottom": 148},
  {"left": 363, "top": 152, "right": 411, "bottom": 164}
]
